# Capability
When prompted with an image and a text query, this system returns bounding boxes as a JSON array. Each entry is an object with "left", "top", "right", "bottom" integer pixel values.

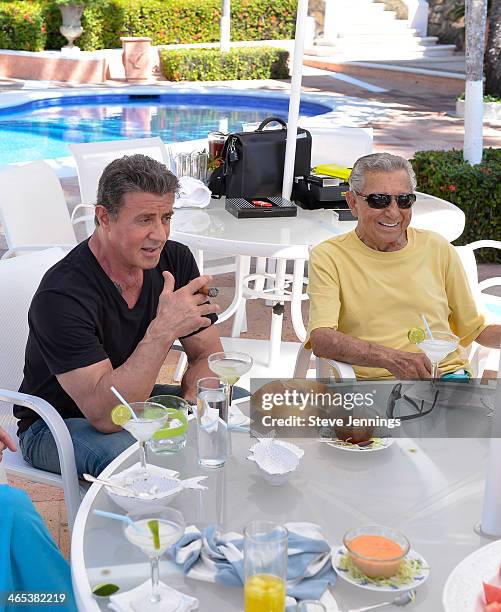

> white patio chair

[
  {"left": 69, "top": 137, "right": 173, "bottom": 237},
  {"left": 295, "top": 240, "right": 501, "bottom": 381},
  {"left": 297, "top": 122, "right": 373, "bottom": 167},
  {"left": 456, "top": 240, "right": 501, "bottom": 374},
  {"left": 0, "top": 161, "right": 90, "bottom": 259},
  {"left": 0, "top": 248, "right": 80, "bottom": 531}
]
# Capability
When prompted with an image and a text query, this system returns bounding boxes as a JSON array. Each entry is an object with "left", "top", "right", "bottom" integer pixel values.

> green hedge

[
  {"left": 1, "top": 0, "right": 297, "bottom": 51},
  {"left": 0, "top": 1, "right": 46, "bottom": 51},
  {"left": 411, "top": 148, "right": 501, "bottom": 262},
  {"left": 159, "top": 46, "right": 289, "bottom": 81}
]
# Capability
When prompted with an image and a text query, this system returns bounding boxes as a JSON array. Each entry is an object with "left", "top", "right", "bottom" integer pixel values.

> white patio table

[
  {"left": 169, "top": 194, "right": 465, "bottom": 366},
  {"left": 71, "top": 403, "right": 490, "bottom": 612}
]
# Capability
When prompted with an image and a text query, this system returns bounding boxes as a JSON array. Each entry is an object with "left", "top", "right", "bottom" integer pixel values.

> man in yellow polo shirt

[{"left": 307, "top": 152, "right": 500, "bottom": 380}]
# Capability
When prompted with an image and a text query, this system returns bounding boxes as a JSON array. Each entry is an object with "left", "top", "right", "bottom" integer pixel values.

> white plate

[
  {"left": 320, "top": 437, "right": 393, "bottom": 453},
  {"left": 442, "top": 539, "right": 501, "bottom": 612},
  {"left": 332, "top": 546, "right": 429, "bottom": 592}
]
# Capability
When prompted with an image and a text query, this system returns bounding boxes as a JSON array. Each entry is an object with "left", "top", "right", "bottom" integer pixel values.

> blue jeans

[{"left": 19, "top": 384, "right": 248, "bottom": 478}]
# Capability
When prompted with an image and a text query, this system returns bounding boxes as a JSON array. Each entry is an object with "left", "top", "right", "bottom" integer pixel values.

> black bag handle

[{"left": 256, "top": 117, "right": 287, "bottom": 131}]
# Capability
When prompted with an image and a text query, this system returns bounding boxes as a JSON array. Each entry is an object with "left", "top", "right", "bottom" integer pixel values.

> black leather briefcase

[{"left": 208, "top": 117, "right": 311, "bottom": 199}]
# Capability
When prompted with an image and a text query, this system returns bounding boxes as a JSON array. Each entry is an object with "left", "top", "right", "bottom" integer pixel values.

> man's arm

[
  {"left": 57, "top": 273, "right": 220, "bottom": 433},
  {"left": 475, "top": 324, "right": 501, "bottom": 349},
  {"left": 180, "top": 324, "right": 224, "bottom": 403},
  {"left": 310, "top": 327, "right": 432, "bottom": 379}
]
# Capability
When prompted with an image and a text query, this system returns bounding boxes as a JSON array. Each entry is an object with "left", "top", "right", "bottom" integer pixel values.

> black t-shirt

[{"left": 15, "top": 239, "right": 217, "bottom": 434}]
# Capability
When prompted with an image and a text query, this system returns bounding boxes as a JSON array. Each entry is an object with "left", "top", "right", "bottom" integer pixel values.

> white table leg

[
  {"left": 229, "top": 255, "right": 251, "bottom": 333},
  {"left": 268, "top": 259, "right": 287, "bottom": 366},
  {"left": 291, "top": 258, "right": 307, "bottom": 342}
]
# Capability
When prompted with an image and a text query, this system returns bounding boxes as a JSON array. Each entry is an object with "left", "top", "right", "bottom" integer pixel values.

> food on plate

[
  {"left": 484, "top": 581, "right": 501, "bottom": 605},
  {"left": 345, "top": 534, "right": 407, "bottom": 578},
  {"left": 333, "top": 408, "right": 375, "bottom": 444}
]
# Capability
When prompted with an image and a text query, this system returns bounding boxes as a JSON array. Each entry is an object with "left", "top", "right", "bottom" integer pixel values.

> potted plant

[
  {"left": 456, "top": 92, "right": 501, "bottom": 123},
  {"left": 53, "top": 0, "right": 85, "bottom": 52}
]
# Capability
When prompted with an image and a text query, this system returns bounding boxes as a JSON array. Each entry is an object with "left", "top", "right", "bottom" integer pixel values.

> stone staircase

[{"left": 306, "top": 0, "right": 456, "bottom": 62}]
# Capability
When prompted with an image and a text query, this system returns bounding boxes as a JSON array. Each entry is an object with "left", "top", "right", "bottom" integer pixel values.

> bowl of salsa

[{"left": 343, "top": 525, "right": 410, "bottom": 579}]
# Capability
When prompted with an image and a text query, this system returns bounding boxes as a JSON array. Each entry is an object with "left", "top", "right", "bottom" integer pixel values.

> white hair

[{"left": 348, "top": 153, "right": 417, "bottom": 192}]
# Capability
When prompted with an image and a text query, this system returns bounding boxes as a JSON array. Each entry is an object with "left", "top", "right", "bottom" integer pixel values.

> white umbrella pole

[
  {"left": 282, "top": 0, "right": 309, "bottom": 200},
  {"left": 220, "top": 0, "right": 231, "bottom": 53},
  {"left": 480, "top": 342, "right": 501, "bottom": 536}
]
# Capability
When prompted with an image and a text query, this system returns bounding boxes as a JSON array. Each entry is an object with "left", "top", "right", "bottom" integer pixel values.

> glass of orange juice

[{"left": 244, "top": 521, "right": 287, "bottom": 612}]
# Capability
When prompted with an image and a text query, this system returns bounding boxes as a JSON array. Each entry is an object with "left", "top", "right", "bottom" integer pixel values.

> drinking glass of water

[{"left": 196, "top": 377, "right": 229, "bottom": 468}]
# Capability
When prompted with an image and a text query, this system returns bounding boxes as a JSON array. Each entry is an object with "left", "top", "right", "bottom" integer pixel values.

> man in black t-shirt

[{"left": 15, "top": 154, "right": 222, "bottom": 477}]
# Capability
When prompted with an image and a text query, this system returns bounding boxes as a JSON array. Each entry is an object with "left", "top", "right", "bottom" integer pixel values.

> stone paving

[{"left": 2, "top": 66, "right": 500, "bottom": 559}]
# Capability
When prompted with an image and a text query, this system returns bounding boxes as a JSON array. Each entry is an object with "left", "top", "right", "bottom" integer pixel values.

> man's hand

[
  {"left": 151, "top": 272, "right": 220, "bottom": 342},
  {"left": 310, "top": 328, "right": 434, "bottom": 380},
  {"left": 0, "top": 426, "right": 16, "bottom": 463},
  {"left": 384, "top": 350, "right": 432, "bottom": 380}
]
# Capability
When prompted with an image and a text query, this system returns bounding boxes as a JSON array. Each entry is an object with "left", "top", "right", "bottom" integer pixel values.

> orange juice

[{"left": 244, "top": 574, "right": 286, "bottom": 612}]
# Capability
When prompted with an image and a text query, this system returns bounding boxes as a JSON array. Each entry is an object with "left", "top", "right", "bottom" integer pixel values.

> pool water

[{"left": 0, "top": 93, "right": 329, "bottom": 164}]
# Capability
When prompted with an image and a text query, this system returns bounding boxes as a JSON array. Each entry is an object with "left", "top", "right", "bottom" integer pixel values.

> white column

[
  {"left": 323, "top": 0, "right": 341, "bottom": 41},
  {"left": 464, "top": 79, "right": 484, "bottom": 165},
  {"left": 405, "top": 0, "right": 429, "bottom": 37}
]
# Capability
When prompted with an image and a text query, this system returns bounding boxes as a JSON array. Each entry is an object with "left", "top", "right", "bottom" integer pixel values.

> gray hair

[
  {"left": 348, "top": 153, "right": 417, "bottom": 193},
  {"left": 96, "top": 154, "right": 179, "bottom": 223}
]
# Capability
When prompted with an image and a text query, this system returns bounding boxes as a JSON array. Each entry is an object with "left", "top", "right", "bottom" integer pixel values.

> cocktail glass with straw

[
  {"left": 124, "top": 508, "right": 185, "bottom": 610},
  {"left": 416, "top": 315, "right": 459, "bottom": 381},
  {"left": 111, "top": 401, "right": 168, "bottom": 474},
  {"left": 208, "top": 351, "right": 253, "bottom": 406}
]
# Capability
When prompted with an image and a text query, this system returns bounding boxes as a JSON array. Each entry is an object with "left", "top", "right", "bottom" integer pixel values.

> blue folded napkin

[{"left": 169, "top": 522, "right": 336, "bottom": 608}]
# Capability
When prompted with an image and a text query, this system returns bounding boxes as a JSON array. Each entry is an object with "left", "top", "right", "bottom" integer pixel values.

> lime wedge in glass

[
  {"left": 92, "top": 583, "right": 120, "bottom": 597},
  {"left": 148, "top": 519, "right": 160, "bottom": 550}
]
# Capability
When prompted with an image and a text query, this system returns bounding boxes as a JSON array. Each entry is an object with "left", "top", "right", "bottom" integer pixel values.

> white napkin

[
  {"left": 174, "top": 177, "right": 211, "bottom": 208},
  {"left": 108, "top": 580, "right": 198, "bottom": 612},
  {"left": 228, "top": 403, "right": 250, "bottom": 431}
]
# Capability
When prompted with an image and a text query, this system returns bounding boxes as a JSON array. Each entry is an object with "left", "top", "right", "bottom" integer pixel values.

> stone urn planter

[
  {"left": 59, "top": 3, "right": 84, "bottom": 52},
  {"left": 120, "top": 37, "right": 153, "bottom": 83},
  {"left": 456, "top": 99, "right": 501, "bottom": 123}
]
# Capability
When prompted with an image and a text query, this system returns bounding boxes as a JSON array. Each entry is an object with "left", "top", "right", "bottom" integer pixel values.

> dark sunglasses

[
  {"left": 355, "top": 191, "right": 417, "bottom": 209},
  {"left": 386, "top": 383, "right": 439, "bottom": 421}
]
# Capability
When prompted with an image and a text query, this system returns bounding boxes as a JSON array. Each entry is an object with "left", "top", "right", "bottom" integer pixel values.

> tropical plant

[{"left": 411, "top": 148, "right": 501, "bottom": 262}]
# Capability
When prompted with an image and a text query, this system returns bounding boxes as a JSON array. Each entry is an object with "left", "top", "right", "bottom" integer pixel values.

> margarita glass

[
  {"left": 208, "top": 351, "right": 253, "bottom": 406},
  {"left": 114, "top": 402, "right": 168, "bottom": 474},
  {"left": 417, "top": 331, "right": 460, "bottom": 380},
  {"left": 123, "top": 508, "right": 185, "bottom": 610}
]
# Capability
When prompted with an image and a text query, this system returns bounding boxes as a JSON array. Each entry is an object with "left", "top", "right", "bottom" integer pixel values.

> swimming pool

[{"left": 0, "top": 92, "right": 330, "bottom": 164}]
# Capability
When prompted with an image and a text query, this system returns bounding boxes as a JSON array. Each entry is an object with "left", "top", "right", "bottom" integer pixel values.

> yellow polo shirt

[{"left": 306, "top": 228, "right": 487, "bottom": 379}]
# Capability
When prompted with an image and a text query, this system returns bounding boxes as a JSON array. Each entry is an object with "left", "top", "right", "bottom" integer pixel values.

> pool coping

[{"left": 0, "top": 82, "right": 382, "bottom": 176}]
